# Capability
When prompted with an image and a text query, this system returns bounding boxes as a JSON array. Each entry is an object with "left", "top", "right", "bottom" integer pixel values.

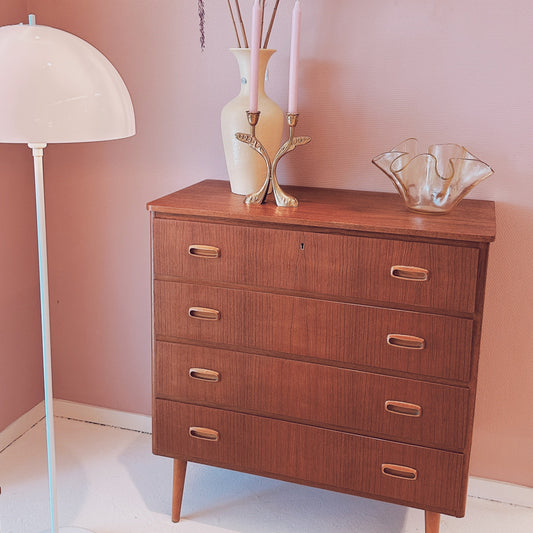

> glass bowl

[{"left": 372, "top": 138, "right": 494, "bottom": 214}]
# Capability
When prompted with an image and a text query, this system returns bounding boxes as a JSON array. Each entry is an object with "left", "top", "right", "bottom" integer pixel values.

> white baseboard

[
  {"left": 2, "top": 401, "right": 531, "bottom": 509},
  {"left": 468, "top": 476, "right": 533, "bottom": 509},
  {"left": 0, "top": 401, "right": 45, "bottom": 453},
  {"left": 53, "top": 399, "right": 152, "bottom": 434}
]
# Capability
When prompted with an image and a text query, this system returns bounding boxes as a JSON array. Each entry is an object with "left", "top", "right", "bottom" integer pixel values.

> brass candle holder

[{"left": 235, "top": 111, "right": 311, "bottom": 207}]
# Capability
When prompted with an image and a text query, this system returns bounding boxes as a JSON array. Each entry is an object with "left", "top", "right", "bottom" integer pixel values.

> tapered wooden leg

[
  {"left": 172, "top": 459, "right": 187, "bottom": 522},
  {"left": 425, "top": 510, "right": 440, "bottom": 533}
]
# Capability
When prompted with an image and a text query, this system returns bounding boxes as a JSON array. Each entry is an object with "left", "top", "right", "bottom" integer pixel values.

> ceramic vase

[{"left": 221, "top": 48, "right": 284, "bottom": 195}]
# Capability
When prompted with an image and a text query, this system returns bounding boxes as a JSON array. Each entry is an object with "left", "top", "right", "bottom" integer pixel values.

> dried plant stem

[
  {"left": 263, "top": 0, "right": 280, "bottom": 48},
  {"left": 234, "top": 0, "right": 249, "bottom": 48},
  {"left": 198, "top": 0, "right": 206, "bottom": 51},
  {"left": 227, "top": 0, "right": 242, "bottom": 47},
  {"left": 260, "top": 0, "right": 265, "bottom": 48}
]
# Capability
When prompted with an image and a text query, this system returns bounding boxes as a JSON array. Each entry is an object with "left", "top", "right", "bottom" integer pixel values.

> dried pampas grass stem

[
  {"left": 263, "top": 0, "right": 280, "bottom": 48},
  {"left": 227, "top": 0, "right": 242, "bottom": 47},
  {"left": 198, "top": 0, "right": 206, "bottom": 51},
  {"left": 260, "top": 0, "right": 265, "bottom": 47},
  {"left": 234, "top": 0, "right": 249, "bottom": 48}
]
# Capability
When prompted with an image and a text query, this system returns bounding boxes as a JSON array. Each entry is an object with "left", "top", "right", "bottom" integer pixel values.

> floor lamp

[{"left": 0, "top": 16, "right": 135, "bottom": 533}]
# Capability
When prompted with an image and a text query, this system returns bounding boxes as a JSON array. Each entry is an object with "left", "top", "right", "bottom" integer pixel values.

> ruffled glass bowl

[{"left": 372, "top": 138, "right": 494, "bottom": 214}]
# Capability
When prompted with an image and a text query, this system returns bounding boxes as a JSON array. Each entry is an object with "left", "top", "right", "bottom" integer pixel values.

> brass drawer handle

[
  {"left": 189, "top": 368, "right": 220, "bottom": 383},
  {"left": 387, "top": 334, "right": 426, "bottom": 350},
  {"left": 381, "top": 464, "right": 418, "bottom": 481},
  {"left": 390, "top": 265, "right": 429, "bottom": 281},
  {"left": 188, "top": 307, "right": 221, "bottom": 321},
  {"left": 188, "top": 244, "right": 221, "bottom": 258},
  {"left": 189, "top": 426, "right": 219, "bottom": 442},
  {"left": 385, "top": 400, "right": 422, "bottom": 418}
]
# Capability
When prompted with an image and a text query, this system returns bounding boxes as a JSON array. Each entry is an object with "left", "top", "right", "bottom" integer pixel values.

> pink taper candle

[
  {"left": 249, "top": 0, "right": 262, "bottom": 113},
  {"left": 288, "top": 0, "right": 301, "bottom": 114}
]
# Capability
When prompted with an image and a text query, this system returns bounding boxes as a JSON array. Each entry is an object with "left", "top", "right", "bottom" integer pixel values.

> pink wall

[
  {"left": 0, "top": 1, "right": 529, "bottom": 487},
  {"left": 0, "top": 1, "right": 44, "bottom": 432}
]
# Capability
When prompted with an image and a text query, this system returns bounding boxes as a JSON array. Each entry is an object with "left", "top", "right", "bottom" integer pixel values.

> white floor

[{"left": 0, "top": 417, "right": 532, "bottom": 533}]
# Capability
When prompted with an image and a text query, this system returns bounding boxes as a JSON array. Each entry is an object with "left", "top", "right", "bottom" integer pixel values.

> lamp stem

[{"left": 29, "top": 143, "right": 59, "bottom": 533}]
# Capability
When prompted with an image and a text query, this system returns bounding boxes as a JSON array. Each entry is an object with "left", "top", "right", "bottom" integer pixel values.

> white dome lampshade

[{"left": 0, "top": 23, "right": 135, "bottom": 144}]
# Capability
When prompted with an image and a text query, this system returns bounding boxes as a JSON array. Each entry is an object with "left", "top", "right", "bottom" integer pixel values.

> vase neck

[{"left": 231, "top": 48, "right": 275, "bottom": 97}]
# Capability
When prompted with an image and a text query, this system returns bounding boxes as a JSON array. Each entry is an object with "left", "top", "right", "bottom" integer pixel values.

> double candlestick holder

[{"left": 236, "top": 111, "right": 311, "bottom": 207}]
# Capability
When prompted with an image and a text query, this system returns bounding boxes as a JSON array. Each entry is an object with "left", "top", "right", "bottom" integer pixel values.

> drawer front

[
  {"left": 152, "top": 218, "right": 479, "bottom": 313},
  {"left": 155, "top": 342, "right": 469, "bottom": 451},
  {"left": 153, "top": 400, "right": 466, "bottom": 516},
  {"left": 153, "top": 281, "right": 474, "bottom": 382}
]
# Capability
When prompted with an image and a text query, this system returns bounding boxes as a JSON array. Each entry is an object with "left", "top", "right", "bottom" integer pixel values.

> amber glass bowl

[{"left": 372, "top": 138, "right": 494, "bottom": 214}]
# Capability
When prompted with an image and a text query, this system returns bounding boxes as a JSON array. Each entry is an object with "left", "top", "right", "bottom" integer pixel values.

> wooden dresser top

[{"left": 147, "top": 180, "right": 496, "bottom": 243}]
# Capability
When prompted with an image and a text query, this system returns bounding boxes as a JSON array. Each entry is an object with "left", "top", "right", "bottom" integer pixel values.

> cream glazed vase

[{"left": 221, "top": 48, "right": 284, "bottom": 195}]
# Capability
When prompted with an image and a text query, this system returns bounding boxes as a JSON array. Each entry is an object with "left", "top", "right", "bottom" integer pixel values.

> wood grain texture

[
  {"left": 153, "top": 218, "right": 480, "bottom": 314},
  {"left": 425, "top": 510, "right": 441, "bottom": 533},
  {"left": 147, "top": 180, "right": 496, "bottom": 243},
  {"left": 153, "top": 400, "right": 465, "bottom": 517},
  {"left": 149, "top": 181, "right": 496, "bottom": 525},
  {"left": 154, "top": 281, "right": 474, "bottom": 382},
  {"left": 154, "top": 342, "right": 469, "bottom": 451},
  {"left": 457, "top": 243, "right": 493, "bottom": 510},
  {"left": 171, "top": 459, "right": 187, "bottom": 522}
]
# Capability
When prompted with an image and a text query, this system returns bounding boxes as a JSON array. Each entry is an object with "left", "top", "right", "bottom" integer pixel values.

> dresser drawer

[
  {"left": 153, "top": 281, "right": 474, "bottom": 382},
  {"left": 153, "top": 399, "right": 466, "bottom": 516},
  {"left": 152, "top": 218, "right": 479, "bottom": 313},
  {"left": 155, "top": 342, "right": 469, "bottom": 451}
]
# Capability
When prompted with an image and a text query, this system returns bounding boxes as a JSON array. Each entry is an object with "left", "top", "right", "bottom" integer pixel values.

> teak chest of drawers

[{"left": 147, "top": 180, "right": 496, "bottom": 533}]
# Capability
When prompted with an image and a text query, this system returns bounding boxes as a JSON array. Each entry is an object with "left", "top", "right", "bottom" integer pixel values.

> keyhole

[{"left": 300, "top": 242, "right": 305, "bottom": 250}]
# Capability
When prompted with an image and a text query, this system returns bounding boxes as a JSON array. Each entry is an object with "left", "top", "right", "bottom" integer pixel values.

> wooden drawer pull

[
  {"left": 385, "top": 400, "right": 422, "bottom": 418},
  {"left": 188, "top": 244, "right": 220, "bottom": 258},
  {"left": 188, "top": 426, "right": 220, "bottom": 442},
  {"left": 189, "top": 368, "right": 220, "bottom": 383},
  {"left": 188, "top": 307, "right": 221, "bottom": 321},
  {"left": 387, "top": 334, "right": 426, "bottom": 350},
  {"left": 390, "top": 265, "right": 429, "bottom": 281},
  {"left": 381, "top": 464, "right": 418, "bottom": 481}
]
